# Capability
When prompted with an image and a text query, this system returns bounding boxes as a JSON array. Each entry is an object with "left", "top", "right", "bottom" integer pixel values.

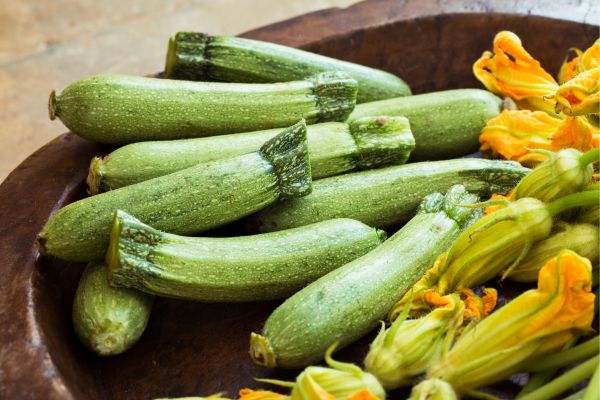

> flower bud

[
  {"left": 260, "top": 345, "right": 385, "bottom": 400},
  {"left": 426, "top": 250, "right": 595, "bottom": 393},
  {"left": 365, "top": 294, "right": 464, "bottom": 389},
  {"left": 408, "top": 378, "right": 458, "bottom": 400},
  {"left": 507, "top": 222, "right": 599, "bottom": 282},
  {"left": 512, "top": 148, "right": 594, "bottom": 202}
]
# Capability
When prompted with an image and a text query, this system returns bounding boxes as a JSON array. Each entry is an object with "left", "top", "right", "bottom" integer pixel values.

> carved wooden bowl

[{"left": 0, "top": 0, "right": 597, "bottom": 398}]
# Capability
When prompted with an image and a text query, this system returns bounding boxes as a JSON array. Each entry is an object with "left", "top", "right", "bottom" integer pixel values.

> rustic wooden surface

[
  {"left": 0, "top": 0, "right": 360, "bottom": 183},
  {"left": 0, "top": 0, "right": 598, "bottom": 399}
]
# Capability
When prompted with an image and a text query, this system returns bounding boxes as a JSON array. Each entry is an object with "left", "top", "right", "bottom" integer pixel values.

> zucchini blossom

[
  {"left": 507, "top": 222, "right": 599, "bottom": 282},
  {"left": 390, "top": 197, "right": 553, "bottom": 319},
  {"left": 364, "top": 293, "right": 465, "bottom": 389},
  {"left": 554, "top": 67, "right": 600, "bottom": 116},
  {"left": 424, "top": 249, "right": 595, "bottom": 394},
  {"left": 511, "top": 148, "right": 596, "bottom": 202},
  {"left": 260, "top": 345, "right": 385, "bottom": 400},
  {"left": 408, "top": 379, "right": 458, "bottom": 400},
  {"left": 479, "top": 110, "right": 599, "bottom": 166},
  {"left": 473, "top": 31, "right": 559, "bottom": 115}
]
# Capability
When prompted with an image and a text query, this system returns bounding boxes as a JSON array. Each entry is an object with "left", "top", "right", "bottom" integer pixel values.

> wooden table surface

[{"left": 0, "top": 0, "right": 360, "bottom": 183}]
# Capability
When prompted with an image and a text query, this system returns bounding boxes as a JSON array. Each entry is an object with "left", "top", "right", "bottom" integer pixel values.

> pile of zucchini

[{"left": 41, "top": 32, "right": 530, "bottom": 383}]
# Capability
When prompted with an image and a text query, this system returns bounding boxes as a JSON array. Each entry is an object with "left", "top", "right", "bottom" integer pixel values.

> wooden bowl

[{"left": 0, "top": 0, "right": 597, "bottom": 398}]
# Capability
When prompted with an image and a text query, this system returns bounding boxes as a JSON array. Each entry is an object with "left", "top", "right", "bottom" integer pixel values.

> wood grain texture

[{"left": 0, "top": 0, "right": 598, "bottom": 398}]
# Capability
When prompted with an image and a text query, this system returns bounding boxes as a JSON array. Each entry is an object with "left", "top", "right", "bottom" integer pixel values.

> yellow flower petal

[
  {"left": 551, "top": 115, "right": 600, "bottom": 151},
  {"left": 346, "top": 390, "right": 380, "bottom": 400},
  {"left": 579, "top": 38, "right": 600, "bottom": 72},
  {"left": 459, "top": 288, "right": 497, "bottom": 321},
  {"left": 479, "top": 110, "right": 558, "bottom": 162},
  {"left": 239, "top": 389, "right": 288, "bottom": 400},
  {"left": 555, "top": 68, "right": 600, "bottom": 116},
  {"left": 558, "top": 50, "right": 582, "bottom": 85},
  {"left": 473, "top": 31, "right": 558, "bottom": 115}
]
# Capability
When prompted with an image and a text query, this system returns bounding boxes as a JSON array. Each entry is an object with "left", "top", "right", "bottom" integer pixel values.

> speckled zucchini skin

[
  {"left": 72, "top": 261, "right": 153, "bottom": 356},
  {"left": 164, "top": 32, "right": 411, "bottom": 103},
  {"left": 50, "top": 71, "right": 357, "bottom": 144},
  {"left": 88, "top": 116, "right": 414, "bottom": 193},
  {"left": 349, "top": 89, "right": 502, "bottom": 160},
  {"left": 250, "top": 186, "right": 481, "bottom": 368},
  {"left": 37, "top": 121, "right": 311, "bottom": 262},
  {"left": 107, "top": 211, "right": 386, "bottom": 302},
  {"left": 252, "top": 158, "right": 529, "bottom": 233}
]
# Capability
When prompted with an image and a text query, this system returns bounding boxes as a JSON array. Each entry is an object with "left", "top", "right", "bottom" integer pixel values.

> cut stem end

[{"left": 249, "top": 332, "right": 276, "bottom": 368}]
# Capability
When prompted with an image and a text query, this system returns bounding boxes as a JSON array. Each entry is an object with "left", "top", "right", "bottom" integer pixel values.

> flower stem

[
  {"left": 517, "top": 369, "right": 557, "bottom": 398},
  {"left": 518, "top": 355, "right": 598, "bottom": 400},
  {"left": 523, "top": 336, "right": 599, "bottom": 372},
  {"left": 583, "top": 363, "right": 599, "bottom": 400},
  {"left": 546, "top": 191, "right": 599, "bottom": 216},
  {"left": 579, "top": 148, "right": 600, "bottom": 167}
]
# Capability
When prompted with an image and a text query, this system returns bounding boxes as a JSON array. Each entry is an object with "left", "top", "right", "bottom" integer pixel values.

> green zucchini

[
  {"left": 72, "top": 261, "right": 153, "bottom": 356},
  {"left": 165, "top": 32, "right": 411, "bottom": 103},
  {"left": 36, "top": 121, "right": 311, "bottom": 262},
  {"left": 107, "top": 211, "right": 386, "bottom": 302},
  {"left": 349, "top": 89, "right": 502, "bottom": 160},
  {"left": 251, "top": 158, "right": 529, "bottom": 233},
  {"left": 49, "top": 71, "right": 357, "bottom": 144},
  {"left": 88, "top": 116, "right": 414, "bottom": 193},
  {"left": 250, "top": 185, "right": 481, "bottom": 368}
]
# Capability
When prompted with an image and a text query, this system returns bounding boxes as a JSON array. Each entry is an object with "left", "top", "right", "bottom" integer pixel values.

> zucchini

[
  {"left": 164, "top": 32, "right": 411, "bottom": 103},
  {"left": 72, "top": 261, "right": 153, "bottom": 356},
  {"left": 349, "top": 89, "right": 502, "bottom": 160},
  {"left": 250, "top": 185, "right": 481, "bottom": 368},
  {"left": 36, "top": 121, "right": 311, "bottom": 262},
  {"left": 107, "top": 211, "right": 386, "bottom": 302},
  {"left": 251, "top": 158, "right": 529, "bottom": 233},
  {"left": 87, "top": 116, "right": 414, "bottom": 193},
  {"left": 49, "top": 71, "right": 357, "bottom": 144}
]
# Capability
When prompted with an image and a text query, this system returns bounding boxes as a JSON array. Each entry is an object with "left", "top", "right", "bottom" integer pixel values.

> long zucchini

[
  {"left": 251, "top": 158, "right": 528, "bottom": 233},
  {"left": 36, "top": 121, "right": 311, "bottom": 262},
  {"left": 107, "top": 211, "right": 386, "bottom": 302},
  {"left": 164, "top": 32, "right": 411, "bottom": 103},
  {"left": 349, "top": 89, "right": 502, "bottom": 160},
  {"left": 49, "top": 71, "right": 357, "bottom": 144},
  {"left": 87, "top": 116, "right": 415, "bottom": 193},
  {"left": 72, "top": 261, "right": 153, "bottom": 356},
  {"left": 250, "top": 185, "right": 481, "bottom": 368}
]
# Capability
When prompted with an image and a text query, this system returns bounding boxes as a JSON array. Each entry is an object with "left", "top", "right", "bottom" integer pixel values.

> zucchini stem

[
  {"left": 249, "top": 332, "right": 276, "bottom": 368},
  {"left": 518, "top": 355, "right": 598, "bottom": 400},
  {"left": 523, "top": 336, "right": 599, "bottom": 372},
  {"left": 579, "top": 148, "right": 600, "bottom": 167},
  {"left": 48, "top": 90, "right": 57, "bottom": 120},
  {"left": 546, "top": 191, "right": 599, "bottom": 216}
]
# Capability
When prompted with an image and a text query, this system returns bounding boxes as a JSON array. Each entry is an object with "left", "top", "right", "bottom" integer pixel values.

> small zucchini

[
  {"left": 251, "top": 158, "right": 528, "bottom": 233},
  {"left": 36, "top": 120, "right": 311, "bottom": 262},
  {"left": 72, "top": 261, "right": 153, "bottom": 356},
  {"left": 88, "top": 116, "right": 415, "bottom": 193},
  {"left": 165, "top": 32, "right": 411, "bottom": 103},
  {"left": 250, "top": 185, "right": 481, "bottom": 368},
  {"left": 349, "top": 89, "right": 502, "bottom": 160},
  {"left": 107, "top": 211, "right": 386, "bottom": 302},
  {"left": 49, "top": 71, "right": 357, "bottom": 144}
]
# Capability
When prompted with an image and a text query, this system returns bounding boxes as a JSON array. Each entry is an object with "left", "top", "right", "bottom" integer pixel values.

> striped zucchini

[
  {"left": 72, "top": 261, "right": 153, "bottom": 356},
  {"left": 49, "top": 71, "right": 357, "bottom": 144},
  {"left": 349, "top": 89, "right": 502, "bottom": 160},
  {"left": 250, "top": 185, "right": 481, "bottom": 368},
  {"left": 36, "top": 121, "right": 311, "bottom": 262},
  {"left": 165, "top": 32, "right": 411, "bottom": 103},
  {"left": 87, "top": 116, "right": 414, "bottom": 193},
  {"left": 107, "top": 211, "right": 386, "bottom": 302},
  {"left": 251, "top": 158, "right": 528, "bottom": 233}
]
